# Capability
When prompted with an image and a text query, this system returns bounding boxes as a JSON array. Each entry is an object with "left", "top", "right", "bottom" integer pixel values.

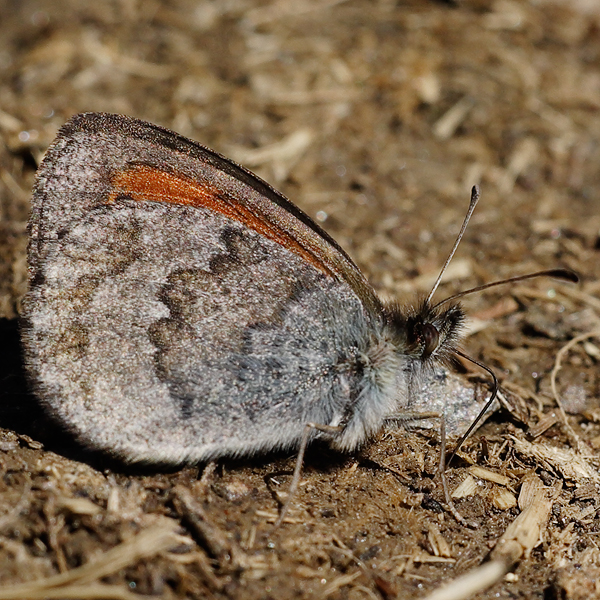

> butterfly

[{"left": 21, "top": 113, "right": 575, "bottom": 489}]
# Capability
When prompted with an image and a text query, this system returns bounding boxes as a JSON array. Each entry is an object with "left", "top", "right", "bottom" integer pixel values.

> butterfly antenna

[
  {"left": 432, "top": 269, "right": 579, "bottom": 310},
  {"left": 426, "top": 185, "right": 480, "bottom": 306}
]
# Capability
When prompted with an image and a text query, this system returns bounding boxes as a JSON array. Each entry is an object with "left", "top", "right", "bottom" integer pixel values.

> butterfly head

[
  {"left": 375, "top": 186, "right": 477, "bottom": 370},
  {"left": 384, "top": 300, "right": 465, "bottom": 368}
]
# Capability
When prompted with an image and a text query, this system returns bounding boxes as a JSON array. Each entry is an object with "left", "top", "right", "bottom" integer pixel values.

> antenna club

[{"left": 425, "top": 187, "right": 481, "bottom": 306}]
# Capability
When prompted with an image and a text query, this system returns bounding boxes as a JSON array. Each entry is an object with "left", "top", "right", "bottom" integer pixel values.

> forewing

[
  {"left": 28, "top": 113, "right": 382, "bottom": 315},
  {"left": 22, "top": 113, "right": 379, "bottom": 462}
]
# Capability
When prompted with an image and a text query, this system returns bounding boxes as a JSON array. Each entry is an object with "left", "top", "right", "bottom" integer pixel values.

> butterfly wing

[
  {"left": 28, "top": 113, "right": 382, "bottom": 315},
  {"left": 22, "top": 113, "right": 392, "bottom": 462}
]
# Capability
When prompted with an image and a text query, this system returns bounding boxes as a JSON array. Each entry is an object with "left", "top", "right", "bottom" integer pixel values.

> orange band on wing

[{"left": 109, "top": 164, "right": 333, "bottom": 276}]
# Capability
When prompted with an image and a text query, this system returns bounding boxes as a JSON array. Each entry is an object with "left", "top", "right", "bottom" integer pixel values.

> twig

[
  {"left": 550, "top": 330, "right": 600, "bottom": 452},
  {"left": 0, "top": 523, "right": 179, "bottom": 600}
]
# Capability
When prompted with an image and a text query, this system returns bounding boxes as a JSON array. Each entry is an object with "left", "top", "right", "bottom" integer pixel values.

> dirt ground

[{"left": 1, "top": 1, "right": 600, "bottom": 599}]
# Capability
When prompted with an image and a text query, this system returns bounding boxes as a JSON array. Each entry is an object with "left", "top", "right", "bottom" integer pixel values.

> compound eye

[{"left": 421, "top": 323, "right": 439, "bottom": 360}]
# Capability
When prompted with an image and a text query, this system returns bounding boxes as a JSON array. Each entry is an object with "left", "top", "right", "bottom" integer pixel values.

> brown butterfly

[{"left": 22, "top": 113, "right": 576, "bottom": 511}]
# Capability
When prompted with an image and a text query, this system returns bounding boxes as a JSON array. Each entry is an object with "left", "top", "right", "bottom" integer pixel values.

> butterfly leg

[
  {"left": 274, "top": 422, "right": 342, "bottom": 529},
  {"left": 383, "top": 411, "right": 471, "bottom": 526}
]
